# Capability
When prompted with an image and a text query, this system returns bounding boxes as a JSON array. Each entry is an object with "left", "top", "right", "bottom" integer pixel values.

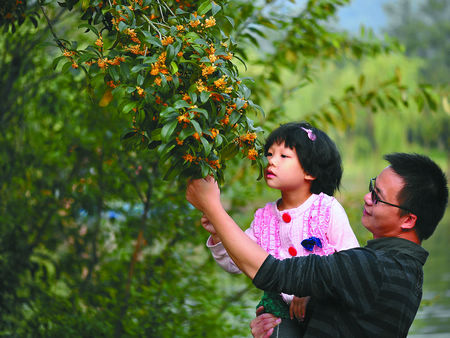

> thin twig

[
  {"left": 39, "top": 4, "right": 66, "bottom": 50},
  {"left": 142, "top": 14, "right": 162, "bottom": 39}
]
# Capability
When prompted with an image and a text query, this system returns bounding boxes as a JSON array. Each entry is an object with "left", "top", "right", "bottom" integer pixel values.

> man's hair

[
  {"left": 385, "top": 153, "right": 448, "bottom": 241},
  {"left": 264, "top": 122, "right": 342, "bottom": 196}
]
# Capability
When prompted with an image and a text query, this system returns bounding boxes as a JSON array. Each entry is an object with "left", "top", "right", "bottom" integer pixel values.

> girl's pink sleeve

[
  {"left": 206, "top": 221, "right": 258, "bottom": 274},
  {"left": 327, "top": 200, "right": 360, "bottom": 251}
]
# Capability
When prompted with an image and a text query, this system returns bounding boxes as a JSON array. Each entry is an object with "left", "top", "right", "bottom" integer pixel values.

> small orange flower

[
  {"left": 177, "top": 113, "right": 190, "bottom": 123},
  {"left": 97, "top": 58, "right": 107, "bottom": 68},
  {"left": 204, "top": 17, "right": 216, "bottom": 28},
  {"left": 214, "top": 76, "right": 227, "bottom": 89},
  {"left": 208, "top": 54, "right": 217, "bottom": 63},
  {"left": 210, "top": 93, "right": 223, "bottom": 101},
  {"left": 176, "top": 137, "right": 184, "bottom": 145},
  {"left": 63, "top": 50, "right": 75, "bottom": 57},
  {"left": 221, "top": 115, "right": 229, "bottom": 125},
  {"left": 193, "top": 132, "right": 201, "bottom": 140},
  {"left": 177, "top": 51, "right": 184, "bottom": 57},
  {"left": 222, "top": 52, "right": 233, "bottom": 60},
  {"left": 150, "top": 63, "right": 160, "bottom": 75},
  {"left": 161, "top": 36, "right": 174, "bottom": 46},
  {"left": 176, "top": 25, "right": 184, "bottom": 31},
  {"left": 183, "top": 154, "right": 196, "bottom": 162},
  {"left": 210, "top": 128, "right": 219, "bottom": 138},
  {"left": 189, "top": 19, "right": 201, "bottom": 28},
  {"left": 136, "top": 86, "right": 145, "bottom": 97},
  {"left": 107, "top": 80, "right": 118, "bottom": 88},
  {"left": 182, "top": 93, "right": 191, "bottom": 103},
  {"left": 127, "top": 44, "right": 144, "bottom": 55},
  {"left": 247, "top": 149, "right": 258, "bottom": 160},
  {"left": 95, "top": 36, "right": 103, "bottom": 48},
  {"left": 202, "top": 65, "right": 216, "bottom": 77},
  {"left": 196, "top": 79, "right": 208, "bottom": 92},
  {"left": 71, "top": 62, "right": 79, "bottom": 69},
  {"left": 158, "top": 52, "right": 167, "bottom": 63},
  {"left": 241, "top": 132, "right": 257, "bottom": 143},
  {"left": 208, "top": 159, "right": 221, "bottom": 169},
  {"left": 154, "top": 77, "right": 162, "bottom": 86}
]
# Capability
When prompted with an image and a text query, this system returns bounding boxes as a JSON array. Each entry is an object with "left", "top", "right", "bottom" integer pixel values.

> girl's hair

[{"left": 264, "top": 122, "right": 343, "bottom": 196}]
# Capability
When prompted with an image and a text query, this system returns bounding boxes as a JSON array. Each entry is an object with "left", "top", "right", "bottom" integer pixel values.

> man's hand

[
  {"left": 250, "top": 306, "right": 281, "bottom": 338},
  {"left": 289, "top": 296, "right": 310, "bottom": 321}
]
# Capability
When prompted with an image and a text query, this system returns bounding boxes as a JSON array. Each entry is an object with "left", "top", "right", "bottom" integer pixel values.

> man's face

[{"left": 362, "top": 166, "right": 407, "bottom": 238}]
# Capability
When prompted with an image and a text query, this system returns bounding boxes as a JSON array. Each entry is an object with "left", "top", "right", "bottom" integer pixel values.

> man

[{"left": 186, "top": 153, "right": 448, "bottom": 337}]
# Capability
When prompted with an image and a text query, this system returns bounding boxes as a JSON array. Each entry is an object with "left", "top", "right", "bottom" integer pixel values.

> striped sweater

[{"left": 253, "top": 237, "right": 428, "bottom": 337}]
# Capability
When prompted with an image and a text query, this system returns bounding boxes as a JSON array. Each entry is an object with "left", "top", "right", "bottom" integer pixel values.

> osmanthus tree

[
  {"left": 0, "top": 0, "right": 441, "bottom": 336},
  {"left": 54, "top": 0, "right": 267, "bottom": 184}
]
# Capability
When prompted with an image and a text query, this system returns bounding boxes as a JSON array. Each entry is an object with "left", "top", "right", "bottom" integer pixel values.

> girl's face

[{"left": 264, "top": 142, "right": 313, "bottom": 193}]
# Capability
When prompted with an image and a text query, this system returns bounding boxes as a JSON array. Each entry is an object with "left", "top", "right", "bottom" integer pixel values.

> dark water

[{"left": 409, "top": 213, "right": 450, "bottom": 336}]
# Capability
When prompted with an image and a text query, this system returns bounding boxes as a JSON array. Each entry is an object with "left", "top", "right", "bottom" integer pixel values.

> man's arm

[{"left": 186, "top": 177, "right": 269, "bottom": 279}]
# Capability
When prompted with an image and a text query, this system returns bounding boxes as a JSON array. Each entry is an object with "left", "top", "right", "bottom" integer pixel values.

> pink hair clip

[{"left": 301, "top": 127, "right": 316, "bottom": 141}]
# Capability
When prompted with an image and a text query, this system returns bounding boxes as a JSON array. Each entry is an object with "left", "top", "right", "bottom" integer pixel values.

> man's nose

[{"left": 364, "top": 191, "right": 373, "bottom": 206}]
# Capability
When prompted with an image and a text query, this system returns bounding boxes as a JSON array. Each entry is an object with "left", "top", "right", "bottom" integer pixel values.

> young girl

[{"left": 202, "top": 122, "right": 359, "bottom": 337}]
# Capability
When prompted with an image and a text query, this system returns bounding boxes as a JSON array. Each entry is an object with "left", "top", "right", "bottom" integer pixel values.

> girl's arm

[{"left": 186, "top": 177, "right": 268, "bottom": 279}]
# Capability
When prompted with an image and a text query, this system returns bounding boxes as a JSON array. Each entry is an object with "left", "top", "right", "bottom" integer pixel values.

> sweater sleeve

[
  {"left": 253, "top": 248, "right": 383, "bottom": 310},
  {"left": 207, "top": 220, "right": 258, "bottom": 274},
  {"left": 327, "top": 199, "right": 360, "bottom": 251}
]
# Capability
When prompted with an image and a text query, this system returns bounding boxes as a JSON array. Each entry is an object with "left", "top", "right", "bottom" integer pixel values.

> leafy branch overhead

[{"left": 51, "top": 0, "right": 265, "bottom": 184}]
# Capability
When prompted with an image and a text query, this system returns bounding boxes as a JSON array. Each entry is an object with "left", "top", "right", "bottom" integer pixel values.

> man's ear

[{"left": 400, "top": 213, "right": 418, "bottom": 231}]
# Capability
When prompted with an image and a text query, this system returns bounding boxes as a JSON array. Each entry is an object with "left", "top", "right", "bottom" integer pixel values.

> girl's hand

[
  {"left": 289, "top": 296, "right": 310, "bottom": 321},
  {"left": 201, "top": 214, "right": 222, "bottom": 244}
]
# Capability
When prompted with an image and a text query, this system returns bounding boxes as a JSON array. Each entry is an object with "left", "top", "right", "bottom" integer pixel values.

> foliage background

[{"left": 0, "top": 0, "right": 448, "bottom": 336}]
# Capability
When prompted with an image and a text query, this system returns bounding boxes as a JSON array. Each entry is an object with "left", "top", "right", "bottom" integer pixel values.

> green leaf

[
  {"left": 220, "top": 142, "right": 238, "bottom": 160},
  {"left": 78, "top": 23, "right": 99, "bottom": 36},
  {"left": 178, "top": 128, "right": 195, "bottom": 140},
  {"left": 131, "top": 64, "right": 148, "bottom": 73},
  {"left": 118, "top": 21, "right": 127, "bottom": 32},
  {"left": 200, "top": 137, "right": 212, "bottom": 156},
  {"left": 137, "top": 74, "right": 144, "bottom": 86},
  {"left": 200, "top": 162, "right": 211, "bottom": 178},
  {"left": 200, "top": 91, "right": 210, "bottom": 103},
  {"left": 52, "top": 56, "right": 66, "bottom": 70},
  {"left": 142, "top": 32, "right": 163, "bottom": 47},
  {"left": 184, "top": 32, "right": 200, "bottom": 43},
  {"left": 215, "top": 134, "right": 223, "bottom": 147},
  {"left": 174, "top": 100, "right": 191, "bottom": 109},
  {"left": 170, "top": 61, "right": 179, "bottom": 73},
  {"left": 211, "top": 1, "right": 221, "bottom": 15},
  {"left": 161, "top": 119, "right": 178, "bottom": 142},
  {"left": 61, "top": 61, "right": 72, "bottom": 73},
  {"left": 198, "top": 1, "right": 212, "bottom": 16},
  {"left": 122, "top": 101, "right": 138, "bottom": 113},
  {"left": 190, "top": 119, "right": 202, "bottom": 135}
]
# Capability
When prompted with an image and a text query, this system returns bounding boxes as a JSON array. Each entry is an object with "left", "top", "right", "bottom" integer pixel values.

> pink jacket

[{"left": 207, "top": 193, "right": 359, "bottom": 303}]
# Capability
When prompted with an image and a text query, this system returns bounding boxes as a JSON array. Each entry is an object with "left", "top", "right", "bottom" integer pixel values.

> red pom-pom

[
  {"left": 282, "top": 213, "right": 291, "bottom": 223},
  {"left": 288, "top": 246, "right": 297, "bottom": 256}
]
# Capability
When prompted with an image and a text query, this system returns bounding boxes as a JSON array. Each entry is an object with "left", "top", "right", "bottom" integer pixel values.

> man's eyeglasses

[{"left": 369, "top": 177, "right": 413, "bottom": 213}]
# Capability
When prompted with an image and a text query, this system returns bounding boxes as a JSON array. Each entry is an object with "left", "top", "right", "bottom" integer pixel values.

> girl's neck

[{"left": 278, "top": 190, "right": 313, "bottom": 211}]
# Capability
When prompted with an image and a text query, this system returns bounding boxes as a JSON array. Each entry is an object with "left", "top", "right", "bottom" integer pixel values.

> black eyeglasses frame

[{"left": 369, "top": 177, "right": 413, "bottom": 213}]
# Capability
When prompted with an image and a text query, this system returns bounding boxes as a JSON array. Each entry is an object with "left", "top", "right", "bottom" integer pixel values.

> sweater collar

[{"left": 366, "top": 237, "right": 429, "bottom": 265}]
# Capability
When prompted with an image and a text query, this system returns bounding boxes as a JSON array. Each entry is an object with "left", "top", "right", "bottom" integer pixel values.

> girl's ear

[
  {"left": 305, "top": 173, "right": 316, "bottom": 181},
  {"left": 400, "top": 213, "right": 418, "bottom": 231}
]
